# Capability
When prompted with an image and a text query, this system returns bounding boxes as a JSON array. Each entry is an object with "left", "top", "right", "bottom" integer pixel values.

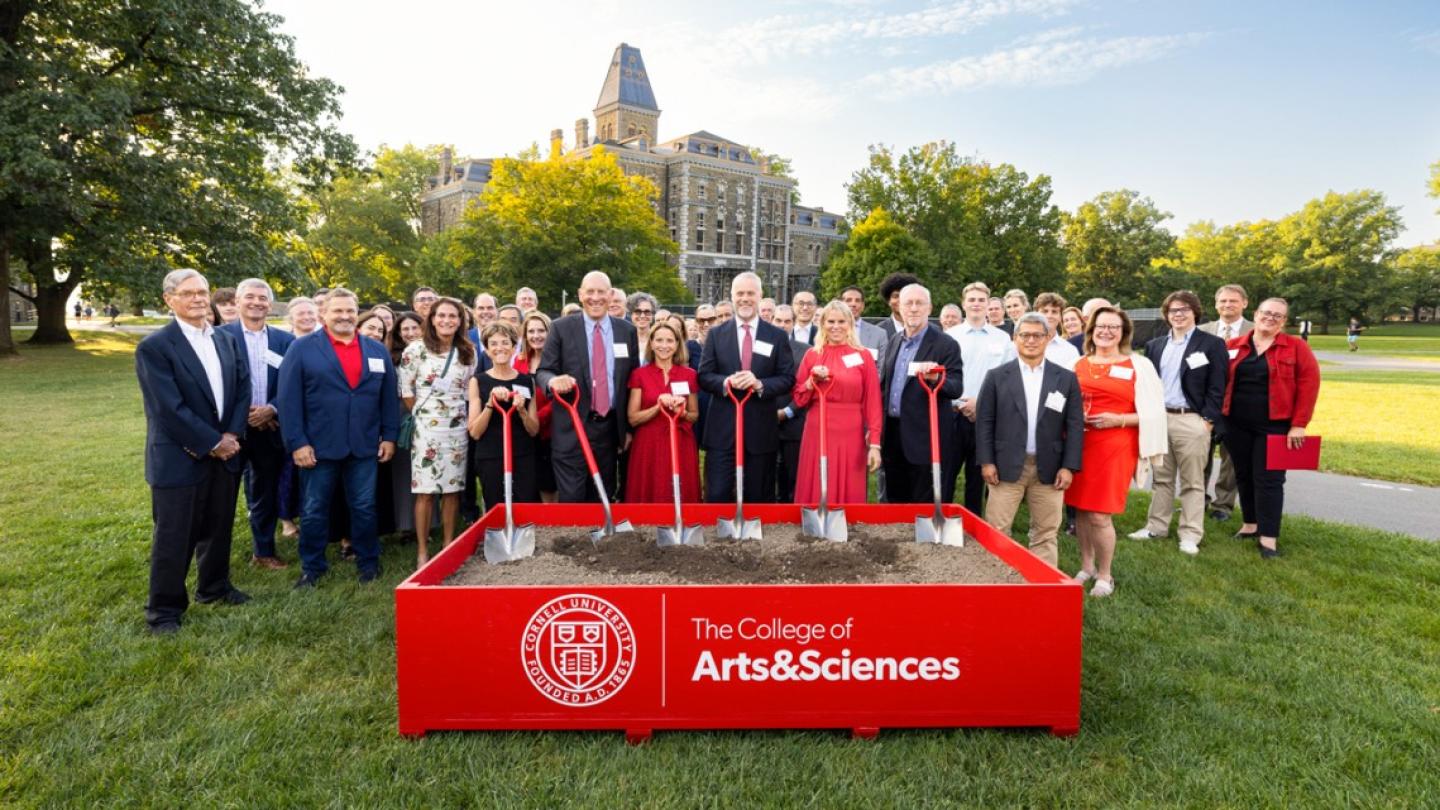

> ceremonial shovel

[
  {"left": 655, "top": 402, "right": 704, "bottom": 547},
  {"left": 716, "top": 384, "right": 762, "bottom": 541},
  {"left": 554, "top": 386, "right": 634, "bottom": 543},
  {"left": 913, "top": 367, "right": 964, "bottom": 546},
  {"left": 800, "top": 373, "right": 848, "bottom": 542},
  {"left": 483, "top": 393, "right": 538, "bottom": 564}
]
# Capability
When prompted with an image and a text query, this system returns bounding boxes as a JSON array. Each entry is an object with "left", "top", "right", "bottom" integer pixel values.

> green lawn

[
  {"left": 1303, "top": 323, "right": 1440, "bottom": 359},
  {"left": 1309, "top": 370, "right": 1440, "bottom": 486},
  {"left": 3, "top": 339, "right": 1439, "bottom": 806}
]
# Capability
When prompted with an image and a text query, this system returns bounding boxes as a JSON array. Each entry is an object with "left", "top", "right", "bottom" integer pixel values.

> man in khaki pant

[
  {"left": 1131, "top": 291, "right": 1230, "bottom": 555},
  {"left": 976, "top": 313, "right": 1084, "bottom": 567}
]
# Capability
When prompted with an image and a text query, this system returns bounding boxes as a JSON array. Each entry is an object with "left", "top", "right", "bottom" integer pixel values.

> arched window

[{"left": 628, "top": 123, "right": 636, "bottom": 137}]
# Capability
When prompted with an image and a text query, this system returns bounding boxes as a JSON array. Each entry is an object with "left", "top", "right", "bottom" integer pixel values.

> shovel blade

[
  {"left": 716, "top": 517, "right": 762, "bottom": 541},
  {"left": 657, "top": 524, "right": 703, "bottom": 547},
  {"left": 589, "top": 518, "right": 636, "bottom": 545},
  {"left": 483, "top": 524, "right": 537, "bottom": 564},
  {"left": 801, "top": 507, "right": 848, "bottom": 542},
  {"left": 915, "top": 516, "right": 965, "bottom": 547}
]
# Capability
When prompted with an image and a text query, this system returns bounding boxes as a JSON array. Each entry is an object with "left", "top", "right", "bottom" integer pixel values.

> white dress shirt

[
  {"left": 240, "top": 323, "right": 268, "bottom": 407},
  {"left": 1045, "top": 335, "right": 1080, "bottom": 371},
  {"left": 1019, "top": 358, "right": 1047, "bottom": 455},
  {"left": 945, "top": 321, "right": 1015, "bottom": 407},
  {"left": 1160, "top": 327, "right": 1194, "bottom": 409},
  {"left": 177, "top": 318, "right": 225, "bottom": 421}
]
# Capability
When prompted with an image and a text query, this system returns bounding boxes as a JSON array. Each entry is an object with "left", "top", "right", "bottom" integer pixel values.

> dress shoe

[
  {"left": 1235, "top": 530, "right": 1259, "bottom": 540},
  {"left": 251, "top": 555, "right": 288, "bottom": 570},
  {"left": 1259, "top": 545, "right": 1281, "bottom": 559},
  {"left": 149, "top": 621, "right": 181, "bottom": 636},
  {"left": 1127, "top": 528, "right": 1163, "bottom": 540},
  {"left": 293, "top": 573, "right": 321, "bottom": 590},
  {"left": 358, "top": 569, "right": 380, "bottom": 584},
  {"left": 1209, "top": 508, "right": 1232, "bottom": 522},
  {"left": 197, "top": 588, "right": 251, "bottom": 606}
]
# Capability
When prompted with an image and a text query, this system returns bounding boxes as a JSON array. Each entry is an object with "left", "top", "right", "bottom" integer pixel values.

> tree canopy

[
  {"left": 1061, "top": 190, "right": 1178, "bottom": 307},
  {"left": 819, "top": 208, "right": 936, "bottom": 314}
]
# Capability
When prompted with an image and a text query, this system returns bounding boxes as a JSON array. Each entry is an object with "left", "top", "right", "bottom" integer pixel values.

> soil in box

[{"left": 445, "top": 523, "right": 1025, "bottom": 586}]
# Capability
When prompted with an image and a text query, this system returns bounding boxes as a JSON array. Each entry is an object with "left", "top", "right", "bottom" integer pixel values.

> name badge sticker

[
  {"left": 1109, "top": 364, "right": 1134, "bottom": 380},
  {"left": 753, "top": 340, "right": 774, "bottom": 357},
  {"left": 868, "top": 347, "right": 880, "bottom": 360},
  {"left": 265, "top": 349, "right": 284, "bottom": 369},
  {"left": 367, "top": 357, "right": 386, "bottom": 374},
  {"left": 670, "top": 381, "right": 692, "bottom": 396},
  {"left": 907, "top": 362, "right": 929, "bottom": 377},
  {"left": 613, "top": 343, "right": 630, "bottom": 359},
  {"left": 842, "top": 353, "right": 864, "bottom": 368},
  {"left": 1228, "top": 349, "right": 1240, "bottom": 360},
  {"left": 1185, "top": 352, "right": 1210, "bottom": 370},
  {"left": 1045, "top": 390, "right": 1067, "bottom": 413},
  {"left": 511, "top": 384, "right": 531, "bottom": 400}
]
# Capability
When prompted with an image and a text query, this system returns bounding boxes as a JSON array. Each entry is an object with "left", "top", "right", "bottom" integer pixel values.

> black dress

[
  {"left": 471, "top": 372, "right": 541, "bottom": 511},
  {"left": 1223, "top": 339, "right": 1291, "bottom": 538}
]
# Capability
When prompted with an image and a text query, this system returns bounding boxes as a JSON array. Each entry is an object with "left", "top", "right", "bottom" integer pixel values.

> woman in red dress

[
  {"left": 625, "top": 321, "right": 702, "bottom": 502},
  {"left": 1065, "top": 306, "right": 1165, "bottom": 597},
  {"left": 792, "top": 301, "right": 883, "bottom": 505}
]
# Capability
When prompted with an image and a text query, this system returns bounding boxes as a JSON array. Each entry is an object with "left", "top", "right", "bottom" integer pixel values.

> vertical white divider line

[{"left": 661, "top": 593, "right": 667, "bottom": 707}]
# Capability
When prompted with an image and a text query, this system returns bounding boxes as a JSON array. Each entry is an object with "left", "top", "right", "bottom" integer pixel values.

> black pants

[
  {"left": 146, "top": 460, "right": 239, "bottom": 628},
  {"left": 238, "top": 434, "right": 286, "bottom": 558},
  {"left": 1223, "top": 417, "right": 1291, "bottom": 538},
  {"left": 476, "top": 452, "right": 539, "bottom": 512},
  {"left": 705, "top": 447, "right": 777, "bottom": 504},
  {"left": 461, "top": 454, "right": 481, "bottom": 523},
  {"left": 554, "top": 413, "right": 619, "bottom": 503},
  {"left": 777, "top": 438, "right": 802, "bottom": 503},
  {"left": 947, "top": 412, "right": 985, "bottom": 513},
  {"left": 882, "top": 417, "right": 933, "bottom": 503}
]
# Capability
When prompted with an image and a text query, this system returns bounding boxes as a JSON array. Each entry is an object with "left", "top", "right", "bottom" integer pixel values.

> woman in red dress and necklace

[
  {"left": 792, "top": 301, "right": 883, "bottom": 505},
  {"left": 625, "top": 321, "right": 702, "bottom": 502},
  {"left": 1064, "top": 306, "right": 1167, "bottom": 597}
]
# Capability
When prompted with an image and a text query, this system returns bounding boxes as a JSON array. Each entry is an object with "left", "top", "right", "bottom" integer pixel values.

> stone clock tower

[{"left": 592, "top": 43, "right": 659, "bottom": 143}]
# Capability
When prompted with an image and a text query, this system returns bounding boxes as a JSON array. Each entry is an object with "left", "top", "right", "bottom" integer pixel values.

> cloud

[
  {"left": 863, "top": 31, "right": 1208, "bottom": 98},
  {"left": 1411, "top": 29, "right": 1440, "bottom": 55}
]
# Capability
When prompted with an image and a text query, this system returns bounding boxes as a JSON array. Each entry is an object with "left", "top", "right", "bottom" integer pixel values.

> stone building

[{"left": 420, "top": 43, "right": 845, "bottom": 303}]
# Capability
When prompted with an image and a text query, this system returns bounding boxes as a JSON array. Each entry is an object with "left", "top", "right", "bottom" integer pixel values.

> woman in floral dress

[{"left": 399, "top": 298, "right": 476, "bottom": 566}]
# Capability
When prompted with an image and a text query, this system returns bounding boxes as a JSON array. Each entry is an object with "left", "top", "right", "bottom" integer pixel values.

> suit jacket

[
  {"left": 277, "top": 330, "right": 399, "bottom": 461},
  {"left": 698, "top": 318, "right": 796, "bottom": 453},
  {"left": 775, "top": 337, "right": 811, "bottom": 441},
  {"left": 135, "top": 320, "right": 251, "bottom": 488},
  {"left": 856, "top": 318, "right": 889, "bottom": 358},
  {"left": 1067, "top": 333, "right": 1084, "bottom": 352},
  {"left": 220, "top": 321, "right": 295, "bottom": 449},
  {"left": 1144, "top": 329, "right": 1230, "bottom": 426},
  {"left": 535, "top": 313, "right": 640, "bottom": 455},
  {"left": 1199, "top": 318, "right": 1252, "bottom": 340},
  {"left": 975, "top": 359, "right": 1084, "bottom": 485},
  {"left": 878, "top": 318, "right": 899, "bottom": 340},
  {"left": 878, "top": 325, "right": 964, "bottom": 466}
]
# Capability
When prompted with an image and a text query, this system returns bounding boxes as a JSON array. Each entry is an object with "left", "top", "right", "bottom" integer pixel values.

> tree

[
  {"left": 1394, "top": 244, "right": 1440, "bottom": 322},
  {"left": 1, "top": 0, "right": 354, "bottom": 351},
  {"left": 1167, "top": 219, "right": 1286, "bottom": 309},
  {"left": 1273, "top": 190, "right": 1403, "bottom": 330},
  {"left": 819, "top": 209, "right": 937, "bottom": 313},
  {"left": 1430, "top": 160, "right": 1440, "bottom": 212},
  {"left": 747, "top": 146, "right": 799, "bottom": 203},
  {"left": 1061, "top": 190, "right": 1178, "bottom": 306},
  {"left": 846, "top": 142, "right": 1064, "bottom": 305},
  {"left": 443, "top": 147, "right": 686, "bottom": 306},
  {"left": 296, "top": 144, "right": 441, "bottom": 301}
]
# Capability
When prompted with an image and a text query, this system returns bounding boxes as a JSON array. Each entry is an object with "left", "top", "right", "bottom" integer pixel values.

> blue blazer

[
  {"left": 135, "top": 320, "right": 251, "bottom": 488},
  {"left": 219, "top": 321, "right": 295, "bottom": 409},
  {"left": 277, "top": 330, "right": 400, "bottom": 461},
  {"left": 697, "top": 318, "right": 795, "bottom": 453}
]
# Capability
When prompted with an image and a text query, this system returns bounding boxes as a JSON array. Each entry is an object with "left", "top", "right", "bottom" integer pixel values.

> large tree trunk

[
  {"left": 0, "top": 236, "right": 15, "bottom": 356},
  {"left": 22, "top": 240, "right": 79, "bottom": 345}
]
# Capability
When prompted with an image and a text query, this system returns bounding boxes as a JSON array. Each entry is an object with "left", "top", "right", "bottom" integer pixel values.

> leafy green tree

[
  {"left": 1430, "top": 160, "right": 1440, "bottom": 211},
  {"left": 819, "top": 209, "right": 937, "bottom": 314},
  {"left": 1394, "top": 244, "right": 1440, "bottom": 322},
  {"left": 442, "top": 147, "right": 686, "bottom": 306},
  {"left": 1061, "top": 190, "right": 1178, "bottom": 306},
  {"left": 1167, "top": 219, "right": 1286, "bottom": 310},
  {"left": 1, "top": 0, "right": 353, "bottom": 351},
  {"left": 846, "top": 142, "right": 1064, "bottom": 305},
  {"left": 747, "top": 146, "right": 799, "bottom": 203},
  {"left": 1273, "top": 190, "right": 1402, "bottom": 330}
]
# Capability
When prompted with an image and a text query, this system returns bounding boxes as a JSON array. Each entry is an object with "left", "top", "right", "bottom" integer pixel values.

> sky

[{"left": 263, "top": 0, "right": 1440, "bottom": 245}]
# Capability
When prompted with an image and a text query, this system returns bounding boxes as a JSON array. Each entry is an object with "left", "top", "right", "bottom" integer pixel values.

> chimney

[
  {"left": 550, "top": 128, "right": 564, "bottom": 160},
  {"left": 438, "top": 147, "right": 453, "bottom": 185},
  {"left": 575, "top": 118, "right": 590, "bottom": 150}
]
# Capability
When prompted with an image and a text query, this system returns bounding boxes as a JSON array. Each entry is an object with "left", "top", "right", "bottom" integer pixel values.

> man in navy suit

[
  {"left": 771, "top": 305, "right": 810, "bottom": 502},
  {"left": 537, "top": 271, "right": 640, "bottom": 502},
  {"left": 219, "top": 278, "right": 294, "bottom": 569},
  {"left": 135, "top": 269, "right": 252, "bottom": 634},
  {"left": 879, "top": 284, "right": 964, "bottom": 504},
  {"left": 1129, "top": 290, "right": 1229, "bottom": 555},
  {"left": 278, "top": 288, "right": 399, "bottom": 587},
  {"left": 699, "top": 272, "right": 795, "bottom": 503}
]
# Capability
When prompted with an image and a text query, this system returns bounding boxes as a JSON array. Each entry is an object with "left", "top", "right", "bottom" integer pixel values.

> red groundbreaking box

[{"left": 395, "top": 503, "right": 1082, "bottom": 741}]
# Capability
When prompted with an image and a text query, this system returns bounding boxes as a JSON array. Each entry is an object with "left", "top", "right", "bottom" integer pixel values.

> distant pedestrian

[
  {"left": 1346, "top": 318, "right": 1363, "bottom": 351},
  {"left": 1298, "top": 320, "right": 1312, "bottom": 342}
]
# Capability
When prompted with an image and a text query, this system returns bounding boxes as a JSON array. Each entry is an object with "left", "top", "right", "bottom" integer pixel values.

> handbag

[{"left": 397, "top": 347, "right": 455, "bottom": 451}]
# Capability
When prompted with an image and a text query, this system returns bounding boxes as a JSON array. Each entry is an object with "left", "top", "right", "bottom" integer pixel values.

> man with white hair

[
  {"left": 758, "top": 297, "right": 776, "bottom": 323},
  {"left": 879, "top": 284, "right": 963, "bottom": 503},
  {"left": 515, "top": 287, "right": 538, "bottom": 313},
  {"left": 219, "top": 278, "right": 295, "bottom": 570},
  {"left": 135, "top": 269, "right": 253, "bottom": 633},
  {"left": 698, "top": 272, "right": 795, "bottom": 503},
  {"left": 609, "top": 288, "right": 628, "bottom": 319},
  {"left": 1069, "top": 297, "right": 1111, "bottom": 351}
]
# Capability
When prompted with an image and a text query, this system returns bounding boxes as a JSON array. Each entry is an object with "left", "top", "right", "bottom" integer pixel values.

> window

[{"left": 628, "top": 123, "right": 636, "bottom": 137}]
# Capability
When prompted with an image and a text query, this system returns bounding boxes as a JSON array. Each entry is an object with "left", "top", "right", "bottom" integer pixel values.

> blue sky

[{"left": 267, "top": 0, "right": 1440, "bottom": 245}]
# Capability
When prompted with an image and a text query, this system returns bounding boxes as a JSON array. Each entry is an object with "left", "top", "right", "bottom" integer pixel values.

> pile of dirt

[{"left": 444, "top": 523, "right": 1024, "bottom": 586}]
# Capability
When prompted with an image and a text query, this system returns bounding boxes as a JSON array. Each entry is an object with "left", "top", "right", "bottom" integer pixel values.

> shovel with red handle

[
  {"left": 716, "top": 383, "right": 762, "bottom": 541},
  {"left": 483, "top": 391, "right": 539, "bottom": 563},
  {"left": 800, "top": 372, "right": 848, "bottom": 542},
  {"left": 913, "top": 367, "right": 964, "bottom": 546},
  {"left": 655, "top": 399, "right": 704, "bottom": 547},
  {"left": 553, "top": 385, "right": 634, "bottom": 543}
]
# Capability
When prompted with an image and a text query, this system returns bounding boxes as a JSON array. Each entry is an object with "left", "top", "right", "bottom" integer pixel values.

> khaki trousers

[
  {"left": 1145, "top": 412, "right": 1211, "bottom": 544},
  {"left": 1211, "top": 441, "right": 1237, "bottom": 511},
  {"left": 984, "top": 455, "right": 1063, "bottom": 568}
]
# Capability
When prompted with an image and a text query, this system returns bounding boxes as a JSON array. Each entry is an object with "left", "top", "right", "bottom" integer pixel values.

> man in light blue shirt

[{"left": 944, "top": 281, "right": 1015, "bottom": 511}]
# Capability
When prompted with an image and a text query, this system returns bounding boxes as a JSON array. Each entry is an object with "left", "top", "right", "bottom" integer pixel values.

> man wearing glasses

[
  {"left": 694, "top": 304, "right": 717, "bottom": 342},
  {"left": 1129, "top": 291, "right": 1229, "bottom": 555},
  {"left": 790, "top": 290, "right": 818, "bottom": 344},
  {"left": 411, "top": 287, "right": 439, "bottom": 319}
]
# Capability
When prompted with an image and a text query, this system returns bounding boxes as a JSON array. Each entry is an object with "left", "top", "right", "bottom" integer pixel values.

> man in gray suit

[
  {"left": 976, "top": 313, "right": 1084, "bottom": 567},
  {"left": 840, "top": 286, "right": 888, "bottom": 360},
  {"left": 1198, "top": 283, "right": 1252, "bottom": 521}
]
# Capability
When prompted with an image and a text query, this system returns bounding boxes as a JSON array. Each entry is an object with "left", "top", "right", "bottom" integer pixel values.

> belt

[{"left": 1165, "top": 406, "right": 1194, "bottom": 415}]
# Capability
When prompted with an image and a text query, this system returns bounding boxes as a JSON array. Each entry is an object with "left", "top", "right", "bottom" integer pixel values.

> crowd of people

[{"left": 135, "top": 267, "right": 1320, "bottom": 634}]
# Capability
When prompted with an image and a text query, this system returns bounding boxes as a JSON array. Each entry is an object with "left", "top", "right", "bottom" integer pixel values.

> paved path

[
  {"left": 1281, "top": 470, "right": 1440, "bottom": 540},
  {"left": 1313, "top": 350, "right": 1440, "bottom": 373}
]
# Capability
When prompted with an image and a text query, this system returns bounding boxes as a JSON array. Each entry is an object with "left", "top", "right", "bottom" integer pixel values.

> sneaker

[
  {"left": 1127, "top": 528, "right": 1162, "bottom": 540},
  {"left": 1072, "top": 570, "right": 1095, "bottom": 585},
  {"left": 1089, "top": 578, "right": 1115, "bottom": 598},
  {"left": 1179, "top": 540, "right": 1200, "bottom": 556}
]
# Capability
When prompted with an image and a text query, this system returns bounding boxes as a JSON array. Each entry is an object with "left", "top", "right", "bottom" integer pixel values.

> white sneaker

[
  {"left": 1179, "top": 540, "right": 1200, "bottom": 556},
  {"left": 1089, "top": 578, "right": 1115, "bottom": 598},
  {"left": 1072, "top": 570, "right": 1095, "bottom": 585},
  {"left": 1128, "top": 528, "right": 1162, "bottom": 540}
]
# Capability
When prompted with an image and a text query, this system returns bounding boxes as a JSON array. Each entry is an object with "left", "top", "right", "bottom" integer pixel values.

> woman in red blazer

[{"left": 1221, "top": 298, "right": 1321, "bottom": 558}]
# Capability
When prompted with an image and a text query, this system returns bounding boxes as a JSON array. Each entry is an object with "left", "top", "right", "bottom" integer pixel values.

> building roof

[{"left": 595, "top": 43, "right": 658, "bottom": 111}]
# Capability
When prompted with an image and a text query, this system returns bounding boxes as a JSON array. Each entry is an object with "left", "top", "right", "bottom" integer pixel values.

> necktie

[
  {"left": 591, "top": 322, "right": 610, "bottom": 416},
  {"left": 741, "top": 323, "right": 753, "bottom": 372},
  {"left": 1222, "top": 324, "right": 1232, "bottom": 340}
]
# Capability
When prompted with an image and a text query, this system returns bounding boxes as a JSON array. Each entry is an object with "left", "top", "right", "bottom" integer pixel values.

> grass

[
  {"left": 1303, "top": 324, "right": 1440, "bottom": 359},
  {"left": 3, "top": 338, "right": 1440, "bottom": 806},
  {"left": 1308, "top": 370, "right": 1440, "bottom": 486}
]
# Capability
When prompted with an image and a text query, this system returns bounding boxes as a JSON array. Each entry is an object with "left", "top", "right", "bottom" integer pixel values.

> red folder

[{"left": 1266, "top": 435, "right": 1321, "bottom": 470}]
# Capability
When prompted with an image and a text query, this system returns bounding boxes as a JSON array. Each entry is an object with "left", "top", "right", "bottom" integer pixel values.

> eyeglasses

[
  {"left": 1093, "top": 324, "right": 1123, "bottom": 333},
  {"left": 1015, "top": 332, "right": 1048, "bottom": 341},
  {"left": 1165, "top": 307, "right": 1193, "bottom": 316},
  {"left": 1256, "top": 310, "right": 1286, "bottom": 321},
  {"left": 168, "top": 290, "right": 209, "bottom": 300},
  {"left": 696, "top": 317, "right": 715, "bottom": 324},
  {"left": 632, "top": 309, "right": 654, "bottom": 316}
]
